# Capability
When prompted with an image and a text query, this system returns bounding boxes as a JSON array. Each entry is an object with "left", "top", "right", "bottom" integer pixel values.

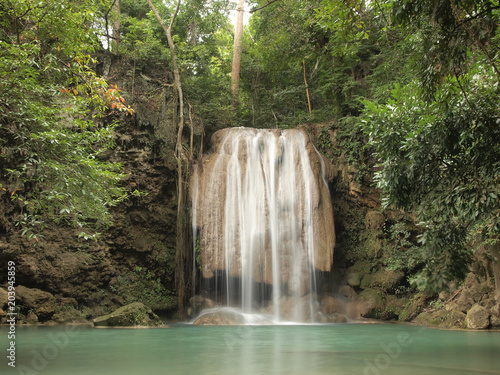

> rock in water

[
  {"left": 93, "top": 302, "right": 163, "bottom": 327},
  {"left": 193, "top": 308, "right": 246, "bottom": 325}
]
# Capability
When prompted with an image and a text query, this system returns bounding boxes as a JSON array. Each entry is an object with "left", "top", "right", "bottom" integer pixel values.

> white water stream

[{"left": 191, "top": 128, "right": 334, "bottom": 322}]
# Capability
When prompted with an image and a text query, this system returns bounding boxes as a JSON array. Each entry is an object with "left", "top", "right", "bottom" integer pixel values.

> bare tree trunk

[
  {"left": 303, "top": 60, "right": 312, "bottom": 113},
  {"left": 147, "top": 0, "right": 189, "bottom": 313},
  {"left": 112, "top": 0, "right": 120, "bottom": 51},
  {"left": 231, "top": 0, "right": 245, "bottom": 111}
]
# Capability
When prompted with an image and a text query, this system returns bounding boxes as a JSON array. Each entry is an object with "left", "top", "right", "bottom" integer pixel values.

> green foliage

[
  {"left": 385, "top": 221, "right": 422, "bottom": 272},
  {"left": 118, "top": 0, "right": 170, "bottom": 66},
  {"left": 364, "top": 64, "right": 500, "bottom": 290},
  {"left": 0, "top": 0, "right": 132, "bottom": 238},
  {"left": 111, "top": 266, "right": 177, "bottom": 310}
]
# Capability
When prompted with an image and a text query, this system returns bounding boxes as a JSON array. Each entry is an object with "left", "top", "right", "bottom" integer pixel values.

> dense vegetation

[{"left": 1, "top": 0, "right": 499, "bottom": 297}]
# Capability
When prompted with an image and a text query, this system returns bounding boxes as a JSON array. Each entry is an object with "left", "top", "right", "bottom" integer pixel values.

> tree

[
  {"left": 231, "top": 0, "right": 245, "bottom": 109},
  {"left": 146, "top": 0, "right": 192, "bottom": 312},
  {"left": 0, "top": 0, "right": 133, "bottom": 240},
  {"left": 364, "top": 71, "right": 499, "bottom": 289},
  {"left": 311, "top": 0, "right": 500, "bottom": 299}
]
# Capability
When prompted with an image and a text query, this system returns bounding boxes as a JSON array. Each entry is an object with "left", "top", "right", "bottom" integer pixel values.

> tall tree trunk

[
  {"left": 112, "top": 0, "right": 120, "bottom": 51},
  {"left": 303, "top": 60, "right": 312, "bottom": 113},
  {"left": 146, "top": 0, "right": 189, "bottom": 313},
  {"left": 231, "top": 0, "right": 245, "bottom": 111}
]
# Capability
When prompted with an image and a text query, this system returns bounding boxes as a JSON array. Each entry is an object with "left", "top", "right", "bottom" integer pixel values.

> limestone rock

[
  {"left": 438, "top": 310, "right": 466, "bottom": 329},
  {"left": 93, "top": 302, "right": 163, "bottom": 327},
  {"left": 327, "top": 314, "right": 349, "bottom": 323},
  {"left": 346, "top": 272, "right": 362, "bottom": 288},
  {"left": 466, "top": 304, "right": 490, "bottom": 329},
  {"left": 321, "top": 296, "right": 346, "bottom": 315},
  {"left": 26, "top": 311, "right": 39, "bottom": 324},
  {"left": 490, "top": 310, "right": 500, "bottom": 328},
  {"left": 414, "top": 311, "right": 441, "bottom": 326},
  {"left": 338, "top": 285, "right": 357, "bottom": 299},
  {"left": 357, "top": 288, "right": 386, "bottom": 318},
  {"left": 345, "top": 301, "right": 368, "bottom": 319},
  {"left": 193, "top": 309, "right": 246, "bottom": 325},
  {"left": 360, "top": 270, "right": 405, "bottom": 291},
  {"left": 15, "top": 285, "right": 61, "bottom": 321},
  {"left": 457, "top": 289, "right": 476, "bottom": 313},
  {"left": 360, "top": 274, "right": 372, "bottom": 289}
]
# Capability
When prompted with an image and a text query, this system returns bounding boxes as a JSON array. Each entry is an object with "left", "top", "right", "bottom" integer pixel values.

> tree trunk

[
  {"left": 231, "top": 0, "right": 245, "bottom": 110},
  {"left": 146, "top": 0, "right": 189, "bottom": 313},
  {"left": 303, "top": 60, "right": 312, "bottom": 113},
  {"left": 112, "top": 0, "right": 120, "bottom": 51}
]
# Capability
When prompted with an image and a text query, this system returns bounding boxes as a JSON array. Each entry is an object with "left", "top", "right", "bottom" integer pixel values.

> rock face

[
  {"left": 0, "top": 55, "right": 181, "bottom": 324},
  {"left": 191, "top": 128, "right": 335, "bottom": 320},
  {"left": 93, "top": 302, "right": 164, "bottom": 327}
]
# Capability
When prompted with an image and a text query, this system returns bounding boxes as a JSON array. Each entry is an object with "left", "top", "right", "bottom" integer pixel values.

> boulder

[
  {"left": 338, "top": 285, "right": 357, "bottom": 299},
  {"left": 93, "top": 302, "right": 163, "bottom": 327},
  {"left": 415, "top": 310, "right": 449, "bottom": 326},
  {"left": 193, "top": 309, "right": 246, "bottom": 325},
  {"left": 413, "top": 309, "right": 467, "bottom": 328},
  {"left": 457, "top": 289, "right": 477, "bottom": 313},
  {"left": 327, "top": 314, "right": 349, "bottom": 323},
  {"left": 346, "top": 272, "right": 362, "bottom": 288},
  {"left": 490, "top": 310, "right": 500, "bottom": 328},
  {"left": 321, "top": 296, "right": 346, "bottom": 315},
  {"left": 443, "top": 310, "right": 466, "bottom": 329},
  {"left": 466, "top": 304, "right": 490, "bottom": 329},
  {"left": 362, "top": 270, "right": 405, "bottom": 291},
  {"left": 357, "top": 288, "right": 386, "bottom": 318},
  {"left": 15, "top": 285, "right": 60, "bottom": 321}
]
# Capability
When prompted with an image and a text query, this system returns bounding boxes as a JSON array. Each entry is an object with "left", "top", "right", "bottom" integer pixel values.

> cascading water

[{"left": 191, "top": 127, "right": 335, "bottom": 322}]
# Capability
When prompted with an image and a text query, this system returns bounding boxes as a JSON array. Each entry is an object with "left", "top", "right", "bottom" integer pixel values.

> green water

[{"left": 1, "top": 323, "right": 499, "bottom": 375}]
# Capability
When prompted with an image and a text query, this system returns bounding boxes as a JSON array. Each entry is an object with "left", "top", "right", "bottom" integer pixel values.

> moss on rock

[{"left": 93, "top": 302, "right": 164, "bottom": 327}]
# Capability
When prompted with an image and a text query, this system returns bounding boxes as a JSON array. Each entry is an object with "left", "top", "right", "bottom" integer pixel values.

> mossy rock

[
  {"left": 358, "top": 288, "right": 386, "bottom": 318},
  {"left": 345, "top": 261, "right": 373, "bottom": 288},
  {"left": 399, "top": 292, "right": 434, "bottom": 322},
  {"left": 346, "top": 272, "right": 363, "bottom": 288},
  {"left": 379, "top": 295, "right": 407, "bottom": 320},
  {"left": 93, "top": 302, "right": 163, "bottom": 327},
  {"left": 414, "top": 310, "right": 447, "bottom": 326},
  {"left": 360, "top": 270, "right": 405, "bottom": 291},
  {"left": 414, "top": 309, "right": 466, "bottom": 328},
  {"left": 193, "top": 309, "right": 246, "bottom": 325},
  {"left": 52, "top": 306, "right": 87, "bottom": 324}
]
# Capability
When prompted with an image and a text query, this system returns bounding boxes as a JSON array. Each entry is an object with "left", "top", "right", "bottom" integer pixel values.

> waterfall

[{"left": 191, "top": 128, "right": 334, "bottom": 322}]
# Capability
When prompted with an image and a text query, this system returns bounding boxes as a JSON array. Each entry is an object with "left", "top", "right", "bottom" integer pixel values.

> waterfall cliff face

[{"left": 191, "top": 127, "right": 335, "bottom": 322}]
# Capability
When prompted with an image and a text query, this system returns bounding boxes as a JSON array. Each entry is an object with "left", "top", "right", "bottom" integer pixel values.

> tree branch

[{"left": 250, "top": 0, "right": 280, "bottom": 13}]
